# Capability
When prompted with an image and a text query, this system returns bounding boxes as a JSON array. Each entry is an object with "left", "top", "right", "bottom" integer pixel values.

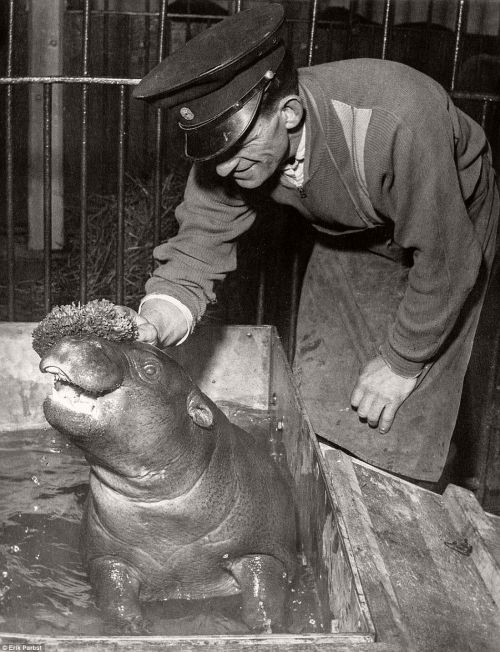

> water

[{"left": 0, "top": 404, "right": 323, "bottom": 637}]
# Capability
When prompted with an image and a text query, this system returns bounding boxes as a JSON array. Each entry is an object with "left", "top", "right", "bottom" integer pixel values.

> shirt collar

[
  {"left": 281, "top": 126, "right": 306, "bottom": 171},
  {"left": 294, "top": 125, "right": 306, "bottom": 162}
]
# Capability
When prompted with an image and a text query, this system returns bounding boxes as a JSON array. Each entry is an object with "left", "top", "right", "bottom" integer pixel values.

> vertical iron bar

[
  {"left": 233, "top": 0, "right": 242, "bottom": 14},
  {"left": 381, "top": 0, "right": 392, "bottom": 60},
  {"left": 282, "top": 0, "right": 321, "bottom": 358},
  {"left": 287, "top": 252, "right": 300, "bottom": 364},
  {"left": 345, "top": 0, "right": 357, "bottom": 58},
  {"left": 115, "top": 85, "right": 127, "bottom": 305},
  {"left": 5, "top": 0, "right": 15, "bottom": 320},
  {"left": 185, "top": 0, "right": 192, "bottom": 41},
  {"left": 307, "top": 0, "right": 320, "bottom": 66},
  {"left": 126, "top": 13, "right": 133, "bottom": 78},
  {"left": 450, "top": 0, "right": 467, "bottom": 92},
  {"left": 426, "top": 0, "right": 434, "bottom": 26},
  {"left": 103, "top": 0, "right": 109, "bottom": 76},
  {"left": 480, "top": 99, "right": 488, "bottom": 130},
  {"left": 256, "top": 263, "right": 265, "bottom": 325},
  {"left": 102, "top": 0, "right": 109, "bottom": 167},
  {"left": 153, "top": 0, "right": 167, "bottom": 249},
  {"left": 80, "top": 0, "right": 91, "bottom": 304},
  {"left": 43, "top": 84, "right": 53, "bottom": 314},
  {"left": 142, "top": 0, "right": 151, "bottom": 164},
  {"left": 425, "top": 0, "right": 434, "bottom": 70},
  {"left": 327, "top": 20, "right": 336, "bottom": 62}
]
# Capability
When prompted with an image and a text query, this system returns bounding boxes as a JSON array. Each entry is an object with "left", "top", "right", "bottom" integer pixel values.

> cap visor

[{"left": 184, "top": 89, "right": 263, "bottom": 162}]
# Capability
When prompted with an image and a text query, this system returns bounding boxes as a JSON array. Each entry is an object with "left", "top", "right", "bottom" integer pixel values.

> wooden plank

[
  {"left": 0, "top": 633, "right": 402, "bottom": 652},
  {"left": 322, "top": 449, "right": 415, "bottom": 650},
  {"left": 170, "top": 325, "right": 272, "bottom": 409},
  {"left": 28, "top": 0, "right": 64, "bottom": 250},
  {"left": 338, "top": 456, "right": 500, "bottom": 652},
  {"left": 269, "top": 331, "right": 376, "bottom": 638},
  {"left": 487, "top": 513, "right": 500, "bottom": 568},
  {"left": 443, "top": 484, "right": 500, "bottom": 607}
]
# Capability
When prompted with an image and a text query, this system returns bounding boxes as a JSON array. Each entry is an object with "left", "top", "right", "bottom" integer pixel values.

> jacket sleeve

[
  {"left": 145, "top": 163, "right": 256, "bottom": 322},
  {"left": 365, "top": 107, "right": 485, "bottom": 376}
]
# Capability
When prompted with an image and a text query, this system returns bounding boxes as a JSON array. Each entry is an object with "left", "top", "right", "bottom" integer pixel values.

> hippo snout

[{"left": 40, "top": 335, "right": 125, "bottom": 395}]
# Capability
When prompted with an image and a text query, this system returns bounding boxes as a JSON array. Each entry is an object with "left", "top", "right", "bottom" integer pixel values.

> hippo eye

[{"left": 142, "top": 361, "right": 161, "bottom": 379}]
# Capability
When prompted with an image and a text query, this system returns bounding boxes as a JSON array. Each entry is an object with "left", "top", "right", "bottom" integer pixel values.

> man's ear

[
  {"left": 279, "top": 95, "right": 304, "bottom": 130},
  {"left": 187, "top": 388, "right": 214, "bottom": 429}
]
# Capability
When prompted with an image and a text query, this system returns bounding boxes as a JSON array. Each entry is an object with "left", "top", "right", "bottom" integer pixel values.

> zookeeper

[{"left": 124, "top": 4, "right": 499, "bottom": 485}]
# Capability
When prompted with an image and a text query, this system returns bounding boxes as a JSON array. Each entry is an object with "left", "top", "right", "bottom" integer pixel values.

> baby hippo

[{"left": 40, "top": 335, "right": 296, "bottom": 634}]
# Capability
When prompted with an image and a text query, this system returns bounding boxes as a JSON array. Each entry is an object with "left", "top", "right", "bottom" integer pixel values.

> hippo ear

[{"left": 187, "top": 389, "right": 214, "bottom": 429}]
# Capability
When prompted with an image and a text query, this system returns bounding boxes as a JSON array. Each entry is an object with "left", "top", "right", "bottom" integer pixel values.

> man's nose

[{"left": 215, "top": 156, "right": 240, "bottom": 177}]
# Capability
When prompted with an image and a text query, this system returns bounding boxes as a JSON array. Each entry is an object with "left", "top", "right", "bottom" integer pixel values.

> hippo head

[{"left": 39, "top": 335, "right": 215, "bottom": 476}]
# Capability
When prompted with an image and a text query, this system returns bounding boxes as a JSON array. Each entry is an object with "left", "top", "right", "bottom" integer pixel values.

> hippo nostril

[{"left": 42, "top": 365, "right": 71, "bottom": 383}]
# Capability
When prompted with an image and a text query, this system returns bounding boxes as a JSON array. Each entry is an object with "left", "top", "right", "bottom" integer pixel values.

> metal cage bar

[
  {"left": 307, "top": 0, "right": 320, "bottom": 67},
  {"left": 142, "top": 0, "right": 152, "bottom": 164},
  {"left": 381, "top": 0, "right": 393, "bottom": 60},
  {"left": 5, "top": 0, "right": 15, "bottom": 320},
  {"left": 287, "top": 252, "right": 301, "bottom": 364},
  {"left": 450, "top": 0, "right": 467, "bottom": 92},
  {"left": 0, "top": 76, "right": 139, "bottom": 85},
  {"left": 153, "top": 0, "right": 168, "bottom": 250},
  {"left": 1, "top": 0, "right": 500, "bottom": 333},
  {"left": 480, "top": 100, "right": 489, "bottom": 130},
  {"left": 43, "top": 84, "right": 53, "bottom": 314},
  {"left": 281, "top": 0, "right": 322, "bottom": 360},
  {"left": 115, "top": 85, "right": 128, "bottom": 305},
  {"left": 79, "top": 0, "right": 91, "bottom": 304}
]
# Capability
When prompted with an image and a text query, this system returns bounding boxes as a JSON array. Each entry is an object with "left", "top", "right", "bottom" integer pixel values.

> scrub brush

[{"left": 32, "top": 299, "right": 138, "bottom": 357}]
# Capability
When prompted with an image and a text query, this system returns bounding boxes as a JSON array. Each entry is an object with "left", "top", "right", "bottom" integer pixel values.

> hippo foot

[
  {"left": 89, "top": 558, "right": 149, "bottom": 636},
  {"left": 231, "top": 554, "right": 290, "bottom": 634}
]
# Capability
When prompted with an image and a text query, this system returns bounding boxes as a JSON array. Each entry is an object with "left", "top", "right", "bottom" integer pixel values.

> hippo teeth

[
  {"left": 48, "top": 370, "right": 103, "bottom": 399},
  {"left": 51, "top": 380, "right": 98, "bottom": 414},
  {"left": 49, "top": 375, "right": 103, "bottom": 414}
]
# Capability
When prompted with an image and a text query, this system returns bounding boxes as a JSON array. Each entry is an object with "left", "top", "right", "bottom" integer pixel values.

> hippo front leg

[
  {"left": 230, "top": 555, "right": 289, "bottom": 633},
  {"left": 89, "top": 557, "right": 150, "bottom": 635}
]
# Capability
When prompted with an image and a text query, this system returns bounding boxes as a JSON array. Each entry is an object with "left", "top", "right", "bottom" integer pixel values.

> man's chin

[{"left": 234, "top": 176, "right": 265, "bottom": 189}]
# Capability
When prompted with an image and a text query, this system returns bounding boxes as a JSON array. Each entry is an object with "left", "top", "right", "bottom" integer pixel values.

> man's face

[{"left": 213, "top": 110, "right": 290, "bottom": 189}]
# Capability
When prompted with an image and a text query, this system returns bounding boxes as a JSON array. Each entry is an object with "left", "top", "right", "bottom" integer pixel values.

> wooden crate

[
  {"left": 0, "top": 323, "right": 376, "bottom": 651},
  {"left": 3, "top": 323, "right": 498, "bottom": 651}
]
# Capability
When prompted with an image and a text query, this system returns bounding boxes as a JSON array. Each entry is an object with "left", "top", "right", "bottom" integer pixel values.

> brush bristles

[{"left": 32, "top": 299, "right": 138, "bottom": 357}]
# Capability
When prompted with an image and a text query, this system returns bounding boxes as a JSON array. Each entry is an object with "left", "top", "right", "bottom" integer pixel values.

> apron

[{"left": 293, "top": 88, "right": 499, "bottom": 481}]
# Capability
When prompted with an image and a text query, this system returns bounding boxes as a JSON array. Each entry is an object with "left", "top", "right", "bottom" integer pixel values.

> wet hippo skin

[{"left": 40, "top": 335, "right": 296, "bottom": 635}]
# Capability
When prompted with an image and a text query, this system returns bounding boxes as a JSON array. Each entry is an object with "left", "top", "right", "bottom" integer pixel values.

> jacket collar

[{"left": 298, "top": 68, "right": 356, "bottom": 187}]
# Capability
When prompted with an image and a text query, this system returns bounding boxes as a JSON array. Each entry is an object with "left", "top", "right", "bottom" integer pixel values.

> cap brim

[{"left": 184, "top": 88, "right": 263, "bottom": 162}]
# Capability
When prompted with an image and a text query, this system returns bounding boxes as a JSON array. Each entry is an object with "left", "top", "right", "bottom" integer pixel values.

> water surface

[{"left": 0, "top": 405, "right": 322, "bottom": 636}]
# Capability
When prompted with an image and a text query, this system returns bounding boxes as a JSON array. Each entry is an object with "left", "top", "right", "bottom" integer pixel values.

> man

[{"left": 125, "top": 4, "right": 499, "bottom": 484}]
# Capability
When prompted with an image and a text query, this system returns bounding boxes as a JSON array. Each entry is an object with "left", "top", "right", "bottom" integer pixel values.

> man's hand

[
  {"left": 350, "top": 355, "right": 418, "bottom": 433},
  {"left": 116, "top": 299, "right": 189, "bottom": 347}
]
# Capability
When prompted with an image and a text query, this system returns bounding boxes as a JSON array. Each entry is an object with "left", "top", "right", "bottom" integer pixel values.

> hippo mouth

[
  {"left": 45, "top": 366, "right": 107, "bottom": 415},
  {"left": 40, "top": 336, "right": 126, "bottom": 418}
]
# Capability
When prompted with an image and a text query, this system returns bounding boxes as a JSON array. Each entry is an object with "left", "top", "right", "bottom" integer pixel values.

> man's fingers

[
  {"left": 137, "top": 322, "right": 159, "bottom": 345},
  {"left": 351, "top": 356, "right": 419, "bottom": 434},
  {"left": 115, "top": 305, "right": 138, "bottom": 320},
  {"left": 351, "top": 387, "right": 399, "bottom": 431},
  {"left": 350, "top": 384, "right": 364, "bottom": 409},
  {"left": 378, "top": 403, "right": 399, "bottom": 434},
  {"left": 351, "top": 384, "right": 380, "bottom": 422},
  {"left": 354, "top": 394, "right": 373, "bottom": 420},
  {"left": 114, "top": 306, "right": 156, "bottom": 340},
  {"left": 367, "top": 400, "right": 386, "bottom": 428}
]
